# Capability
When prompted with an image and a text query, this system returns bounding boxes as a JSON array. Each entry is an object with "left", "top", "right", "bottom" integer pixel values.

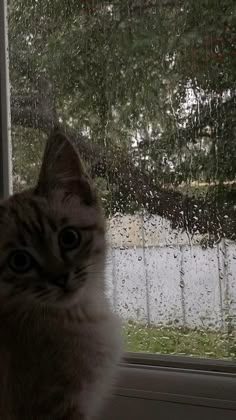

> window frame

[
  {"left": 103, "top": 355, "right": 236, "bottom": 419},
  {"left": 1, "top": 4, "right": 236, "bottom": 416},
  {"left": 124, "top": 352, "right": 236, "bottom": 374},
  {"left": 0, "top": 0, "right": 12, "bottom": 199}
]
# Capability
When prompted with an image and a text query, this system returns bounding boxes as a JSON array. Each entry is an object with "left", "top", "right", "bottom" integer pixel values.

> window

[{"left": 4, "top": 0, "right": 236, "bottom": 361}]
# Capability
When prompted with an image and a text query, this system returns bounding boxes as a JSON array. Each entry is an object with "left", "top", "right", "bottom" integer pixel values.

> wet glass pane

[{"left": 8, "top": 0, "right": 236, "bottom": 359}]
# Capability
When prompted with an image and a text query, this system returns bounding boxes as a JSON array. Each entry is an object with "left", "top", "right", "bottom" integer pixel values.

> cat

[{"left": 0, "top": 130, "right": 122, "bottom": 420}]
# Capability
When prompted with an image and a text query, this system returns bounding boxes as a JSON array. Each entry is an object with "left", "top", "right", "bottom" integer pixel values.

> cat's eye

[
  {"left": 8, "top": 250, "right": 33, "bottom": 274},
  {"left": 59, "top": 227, "right": 81, "bottom": 251}
]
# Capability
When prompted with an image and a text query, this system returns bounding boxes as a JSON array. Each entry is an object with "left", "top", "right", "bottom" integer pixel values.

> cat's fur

[{"left": 0, "top": 130, "right": 122, "bottom": 420}]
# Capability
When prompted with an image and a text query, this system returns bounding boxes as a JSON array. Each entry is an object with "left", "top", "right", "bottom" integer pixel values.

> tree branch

[
  {"left": 10, "top": 92, "right": 236, "bottom": 241},
  {"left": 11, "top": 93, "right": 101, "bottom": 161}
]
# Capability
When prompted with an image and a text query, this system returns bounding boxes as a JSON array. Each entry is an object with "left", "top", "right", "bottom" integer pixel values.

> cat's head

[{"left": 0, "top": 130, "right": 106, "bottom": 308}]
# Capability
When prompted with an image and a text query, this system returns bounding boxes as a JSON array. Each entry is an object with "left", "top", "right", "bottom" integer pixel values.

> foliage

[{"left": 8, "top": 0, "right": 236, "bottom": 238}]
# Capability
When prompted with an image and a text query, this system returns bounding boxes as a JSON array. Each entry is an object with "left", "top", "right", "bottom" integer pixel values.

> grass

[{"left": 124, "top": 322, "right": 236, "bottom": 360}]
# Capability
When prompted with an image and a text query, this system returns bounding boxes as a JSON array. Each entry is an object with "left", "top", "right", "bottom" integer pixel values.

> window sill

[
  {"left": 109, "top": 353, "right": 236, "bottom": 413},
  {"left": 123, "top": 352, "right": 236, "bottom": 373}
]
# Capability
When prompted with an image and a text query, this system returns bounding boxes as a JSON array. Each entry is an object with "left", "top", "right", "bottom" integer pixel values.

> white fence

[{"left": 105, "top": 215, "right": 236, "bottom": 330}]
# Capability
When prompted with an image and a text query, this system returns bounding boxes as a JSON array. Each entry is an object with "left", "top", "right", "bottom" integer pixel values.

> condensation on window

[{"left": 8, "top": 1, "right": 236, "bottom": 360}]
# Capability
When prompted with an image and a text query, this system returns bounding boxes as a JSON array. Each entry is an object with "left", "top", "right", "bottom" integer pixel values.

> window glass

[{"left": 8, "top": 0, "right": 236, "bottom": 360}]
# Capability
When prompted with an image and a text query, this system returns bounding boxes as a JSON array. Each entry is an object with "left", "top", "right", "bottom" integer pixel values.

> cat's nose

[{"left": 50, "top": 273, "right": 69, "bottom": 288}]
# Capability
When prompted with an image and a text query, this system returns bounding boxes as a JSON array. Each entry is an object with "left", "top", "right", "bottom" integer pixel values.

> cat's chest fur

[{"left": 0, "top": 302, "right": 121, "bottom": 420}]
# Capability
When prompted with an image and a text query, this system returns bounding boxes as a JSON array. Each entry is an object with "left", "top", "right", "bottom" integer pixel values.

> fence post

[
  {"left": 141, "top": 213, "right": 150, "bottom": 326},
  {"left": 179, "top": 245, "right": 186, "bottom": 328}
]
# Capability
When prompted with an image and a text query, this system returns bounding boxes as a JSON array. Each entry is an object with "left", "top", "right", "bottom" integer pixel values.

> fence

[{"left": 105, "top": 214, "right": 236, "bottom": 330}]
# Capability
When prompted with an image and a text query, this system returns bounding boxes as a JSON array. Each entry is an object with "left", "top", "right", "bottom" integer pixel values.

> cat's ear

[{"left": 35, "top": 130, "right": 95, "bottom": 205}]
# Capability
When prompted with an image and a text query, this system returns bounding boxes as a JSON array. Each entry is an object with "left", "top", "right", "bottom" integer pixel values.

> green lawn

[{"left": 124, "top": 322, "right": 236, "bottom": 360}]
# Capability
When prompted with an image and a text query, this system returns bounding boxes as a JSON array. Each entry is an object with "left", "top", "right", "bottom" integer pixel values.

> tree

[{"left": 8, "top": 0, "right": 236, "bottom": 240}]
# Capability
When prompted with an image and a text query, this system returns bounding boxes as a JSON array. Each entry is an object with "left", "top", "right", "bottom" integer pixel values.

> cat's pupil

[
  {"left": 8, "top": 251, "right": 32, "bottom": 273},
  {"left": 59, "top": 228, "right": 80, "bottom": 250}
]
